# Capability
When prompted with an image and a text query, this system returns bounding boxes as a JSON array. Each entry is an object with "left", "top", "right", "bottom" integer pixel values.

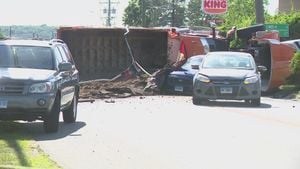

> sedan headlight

[
  {"left": 244, "top": 76, "right": 259, "bottom": 84},
  {"left": 196, "top": 74, "right": 210, "bottom": 83},
  {"left": 29, "top": 82, "right": 53, "bottom": 93}
]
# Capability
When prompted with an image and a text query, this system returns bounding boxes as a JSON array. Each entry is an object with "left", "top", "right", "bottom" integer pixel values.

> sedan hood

[
  {"left": 199, "top": 68, "right": 255, "bottom": 79},
  {"left": 0, "top": 68, "right": 56, "bottom": 81}
]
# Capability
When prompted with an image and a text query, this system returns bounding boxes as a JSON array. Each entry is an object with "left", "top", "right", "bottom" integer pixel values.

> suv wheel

[
  {"left": 63, "top": 92, "right": 78, "bottom": 123},
  {"left": 44, "top": 94, "right": 60, "bottom": 133}
]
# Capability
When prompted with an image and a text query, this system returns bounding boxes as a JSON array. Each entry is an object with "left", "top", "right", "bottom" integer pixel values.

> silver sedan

[{"left": 192, "top": 51, "right": 266, "bottom": 106}]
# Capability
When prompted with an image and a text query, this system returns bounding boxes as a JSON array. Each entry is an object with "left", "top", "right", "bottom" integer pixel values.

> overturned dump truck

[
  {"left": 57, "top": 26, "right": 294, "bottom": 93},
  {"left": 237, "top": 25, "right": 295, "bottom": 92},
  {"left": 57, "top": 27, "right": 168, "bottom": 80},
  {"left": 57, "top": 26, "right": 227, "bottom": 80}
]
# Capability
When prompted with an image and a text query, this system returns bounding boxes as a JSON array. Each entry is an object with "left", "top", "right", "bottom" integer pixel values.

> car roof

[
  {"left": 0, "top": 39, "right": 52, "bottom": 47},
  {"left": 207, "top": 51, "right": 252, "bottom": 57}
]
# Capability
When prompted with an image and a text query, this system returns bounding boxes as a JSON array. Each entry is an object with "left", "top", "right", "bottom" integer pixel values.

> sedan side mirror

[
  {"left": 257, "top": 65, "right": 267, "bottom": 72},
  {"left": 191, "top": 65, "right": 199, "bottom": 70},
  {"left": 58, "top": 62, "right": 72, "bottom": 72}
]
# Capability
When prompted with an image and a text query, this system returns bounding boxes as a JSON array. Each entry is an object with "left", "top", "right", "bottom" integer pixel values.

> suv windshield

[
  {"left": 0, "top": 45, "right": 54, "bottom": 70},
  {"left": 0, "top": 45, "right": 13, "bottom": 67}
]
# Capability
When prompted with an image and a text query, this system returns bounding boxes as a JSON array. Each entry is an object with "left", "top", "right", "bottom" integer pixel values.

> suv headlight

[
  {"left": 29, "top": 82, "right": 53, "bottom": 93},
  {"left": 244, "top": 76, "right": 258, "bottom": 84},
  {"left": 196, "top": 74, "right": 210, "bottom": 83}
]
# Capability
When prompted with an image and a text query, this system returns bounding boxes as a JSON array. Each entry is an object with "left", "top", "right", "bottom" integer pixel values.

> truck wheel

[
  {"left": 44, "top": 95, "right": 60, "bottom": 133},
  {"left": 63, "top": 93, "right": 78, "bottom": 123}
]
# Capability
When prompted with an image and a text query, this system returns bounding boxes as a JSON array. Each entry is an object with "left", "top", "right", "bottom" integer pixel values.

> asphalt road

[{"left": 25, "top": 96, "right": 300, "bottom": 169}]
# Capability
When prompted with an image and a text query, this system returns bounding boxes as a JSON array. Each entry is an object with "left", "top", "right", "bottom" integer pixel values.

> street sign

[
  {"left": 202, "top": 0, "right": 228, "bottom": 14},
  {"left": 265, "top": 24, "right": 289, "bottom": 37}
]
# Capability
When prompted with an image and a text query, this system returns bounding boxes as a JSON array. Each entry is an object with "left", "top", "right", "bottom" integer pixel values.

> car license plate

[
  {"left": 220, "top": 87, "right": 232, "bottom": 94},
  {"left": 0, "top": 100, "right": 8, "bottom": 109},
  {"left": 174, "top": 86, "right": 184, "bottom": 92}
]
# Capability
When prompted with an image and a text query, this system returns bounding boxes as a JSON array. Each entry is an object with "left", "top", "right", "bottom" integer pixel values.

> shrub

[{"left": 288, "top": 52, "right": 300, "bottom": 83}]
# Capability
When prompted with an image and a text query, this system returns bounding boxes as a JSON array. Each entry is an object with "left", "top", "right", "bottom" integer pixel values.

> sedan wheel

[
  {"left": 250, "top": 98, "right": 261, "bottom": 107},
  {"left": 192, "top": 95, "right": 202, "bottom": 105}
]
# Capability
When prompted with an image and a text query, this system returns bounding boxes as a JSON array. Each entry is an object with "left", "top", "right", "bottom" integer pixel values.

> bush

[
  {"left": 0, "top": 32, "right": 4, "bottom": 39},
  {"left": 288, "top": 52, "right": 300, "bottom": 83}
]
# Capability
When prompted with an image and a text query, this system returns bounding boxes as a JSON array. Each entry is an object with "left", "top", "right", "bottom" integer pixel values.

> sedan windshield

[
  {"left": 0, "top": 45, "right": 54, "bottom": 70},
  {"left": 202, "top": 53, "right": 254, "bottom": 69}
]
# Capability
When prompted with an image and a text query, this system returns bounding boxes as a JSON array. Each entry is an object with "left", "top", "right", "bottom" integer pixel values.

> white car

[{"left": 282, "top": 39, "right": 300, "bottom": 52}]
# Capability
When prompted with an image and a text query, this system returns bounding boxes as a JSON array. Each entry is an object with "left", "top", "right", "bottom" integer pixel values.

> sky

[{"left": 0, "top": 0, "right": 278, "bottom": 26}]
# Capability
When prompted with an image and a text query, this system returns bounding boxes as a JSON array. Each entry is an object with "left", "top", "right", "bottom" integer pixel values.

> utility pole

[
  {"left": 99, "top": 0, "right": 119, "bottom": 26},
  {"left": 255, "top": 0, "right": 265, "bottom": 24},
  {"left": 141, "top": 0, "right": 146, "bottom": 27},
  {"left": 171, "top": 0, "right": 175, "bottom": 27},
  {"left": 107, "top": 0, "right": 111, "bottom": 26}
]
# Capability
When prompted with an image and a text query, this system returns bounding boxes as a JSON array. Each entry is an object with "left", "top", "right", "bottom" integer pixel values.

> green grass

[
  {"left": 0, "top": 122, "right": 61, "bottom": 169},
  {"left": 273, "top": 85, "right": 300, "bottom": 100}
]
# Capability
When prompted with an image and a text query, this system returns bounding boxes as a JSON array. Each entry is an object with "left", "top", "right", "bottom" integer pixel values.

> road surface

[{"left": 25, "top": 96, "right": 300, "bottom": 169}]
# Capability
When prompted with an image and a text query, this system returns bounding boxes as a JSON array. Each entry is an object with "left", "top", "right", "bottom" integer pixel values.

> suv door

[{"left": 53, "top": 45, "right": 75, "bottom": 108}]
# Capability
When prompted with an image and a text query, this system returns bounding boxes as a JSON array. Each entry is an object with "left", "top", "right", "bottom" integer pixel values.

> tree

[
  {"left": 215, "top": 0, "right": 269, "bottom": 33},
  {"left": 185, "top": 0, "right": 217, "bottom": 27},
  {"left": 123, "top": 0, "right": 186, "bottom": 27},
  {"left": 266, "top": 11, "right": 300, "bottom": 39},
  {"left": 123, "top": 0, "right": 142, "bottom": 26}
]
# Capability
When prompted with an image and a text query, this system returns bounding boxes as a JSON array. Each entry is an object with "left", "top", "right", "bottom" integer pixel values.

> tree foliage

[
  {"left": 123, "top": 0, "right": 142, "bottom": 26},
  {"left": 0, "top": 32, "right": 3, "bottom": 39},
  {"left": 123, "top": 0, "right": 185, "bottom": 27},
  {"left": 0, "top": 25, "right": 56, "bottom": 40},
  {"left": 186, "top": 0, "right": 207, "bottom": 26},
  {"left": 266, "top": 11, "right": 300, "bottom": 39},
  {"left": 288, "top": 52, "right": 300, "bottom": 83}
]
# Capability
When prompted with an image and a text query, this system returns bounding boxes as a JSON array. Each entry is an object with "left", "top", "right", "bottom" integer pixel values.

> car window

[
  {"left": 181, "top": 57, "right": 203, "bottom": 70},
  {"left": 54, "top": 47, "right": 63, "bottom": 65},
  {"left": 57, "top": 45, "right": 71, "bottom": 63},
  {"left": 295, "top": 41, "right": 300, "bottom": 50},
  {"left": 61, "top": 45, "right": 75, "bottom": 64},
  {"left": 0, "top": 45, "right": 14, "bottom": 67},
  {"left": 12, "top": 46, "right": 54, "bottom": 70}
]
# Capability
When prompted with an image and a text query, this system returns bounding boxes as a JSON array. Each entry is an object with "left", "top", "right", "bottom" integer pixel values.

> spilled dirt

[{"left": 79, "top": 76, "right": 157, "bottom": 101}]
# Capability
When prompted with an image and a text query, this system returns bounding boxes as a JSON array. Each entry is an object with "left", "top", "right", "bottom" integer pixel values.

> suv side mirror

[
  {"left": 257, "top": 65, "right": 267, "bottom": 72},
  {"left": 58, "top": 62, "right": 72, "bottom": 72}
]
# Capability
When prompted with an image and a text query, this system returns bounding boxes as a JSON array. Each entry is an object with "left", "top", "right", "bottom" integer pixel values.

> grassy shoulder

[
  {"left": 0, "top": 122, "right": 61, "bottom": 169},
  {"left": 272, "top": 84, "right": 300, "bottom": 100}
]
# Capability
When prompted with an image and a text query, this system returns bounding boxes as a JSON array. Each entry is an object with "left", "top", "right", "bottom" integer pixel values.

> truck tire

[
  {"left": 44, "top": 95, "right": 60, "bottom": 133},
  {"left": 63, "top": 93, "right": 78, "bottom": 123}
]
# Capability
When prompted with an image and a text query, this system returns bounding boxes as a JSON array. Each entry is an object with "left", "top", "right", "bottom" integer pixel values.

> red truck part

[{"left": 238, "top": 26, "right": 296, "bottom": 92}]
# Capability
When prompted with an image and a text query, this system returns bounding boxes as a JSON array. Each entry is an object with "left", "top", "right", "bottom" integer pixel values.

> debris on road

[{"left": 79, "top": 75, "right": 160, "bottom": 100}]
